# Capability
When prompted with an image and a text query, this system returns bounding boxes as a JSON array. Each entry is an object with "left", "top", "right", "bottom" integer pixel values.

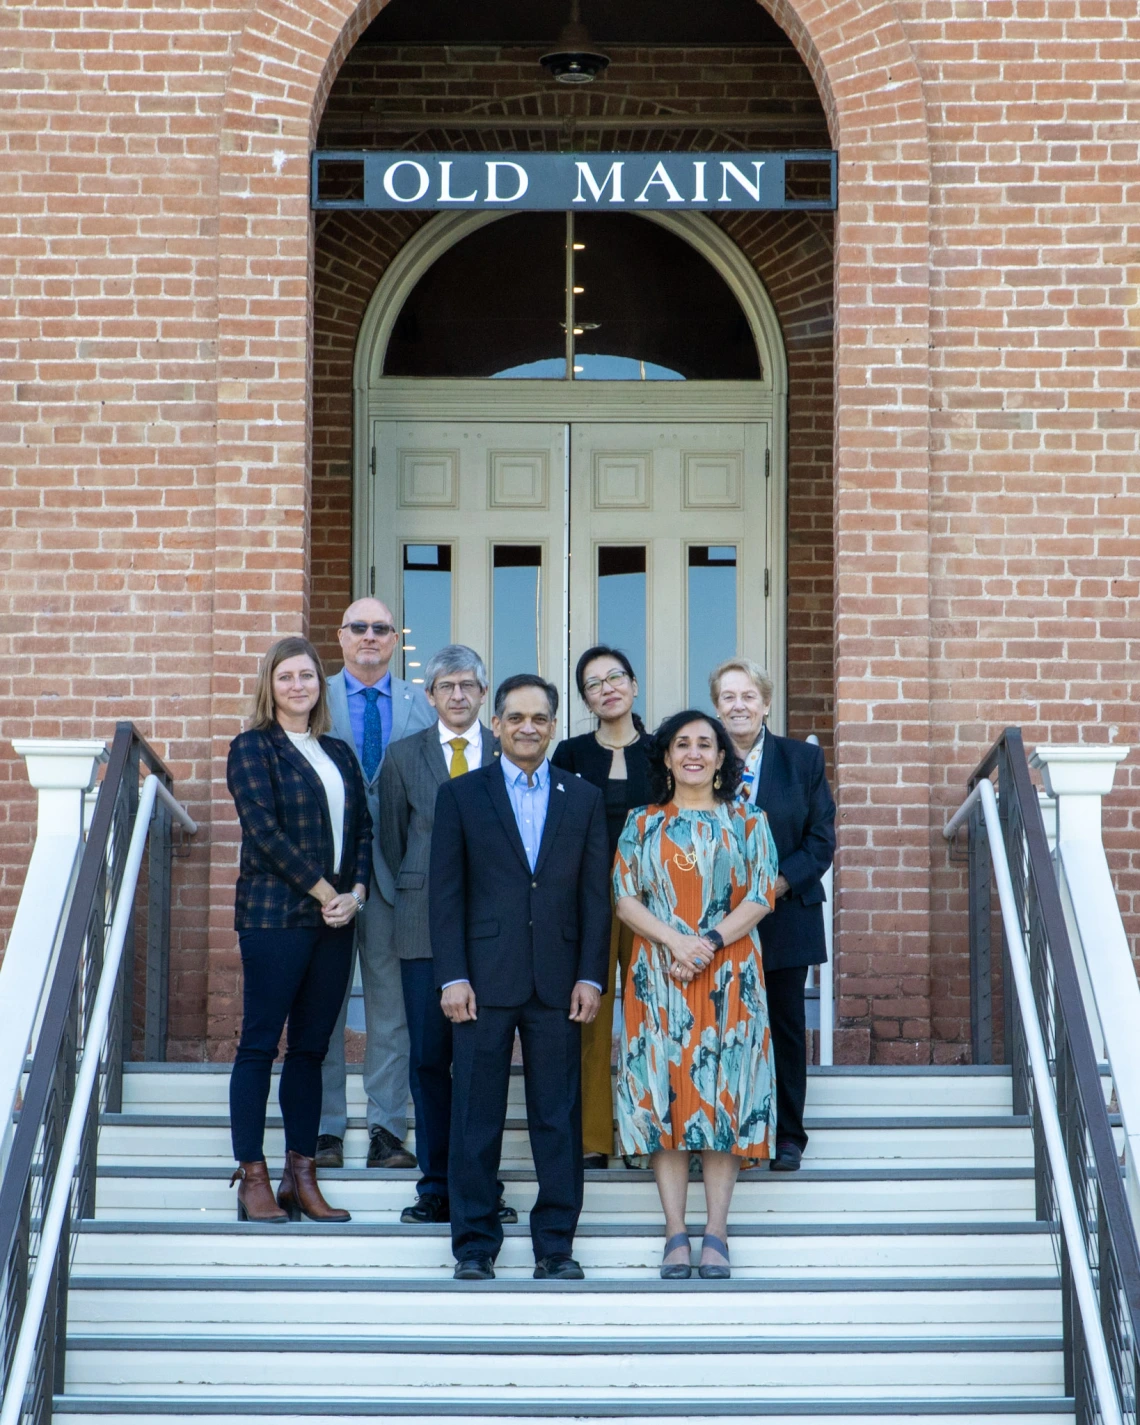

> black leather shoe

[
  {"left": 401, "top": 1193, "right": 449, "bottom": 1224},
  {"left": 454, "top": 1255, "right": 495, "bottom": 1281},
  {"left": 367, "top": 1126, "right": 416, "bottom": 1169},
  {"left": 582, "top": 1153, "right": 609, "bottom": 1170},
  {"left": 771, "top": 1139, "right": 803, "bottom": 1172},
  {"left": 314, "top": 1135, "right": 343, "bottom": 1169},
  {"left": 534, "top": 1255, "right": 584, "bottom": 1280},
  {"left": 497, "top": 1198, "right": 518, "bottom": 1225}
]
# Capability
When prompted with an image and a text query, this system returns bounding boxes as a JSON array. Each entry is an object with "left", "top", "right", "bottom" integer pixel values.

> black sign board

[{"left": 311, "top": 151, "right": 836, "bottom": 213}]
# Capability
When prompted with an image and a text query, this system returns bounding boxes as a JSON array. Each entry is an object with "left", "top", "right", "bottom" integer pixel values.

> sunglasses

[{"left": 341, "top": 621, "right": 396, "bottom": 637}]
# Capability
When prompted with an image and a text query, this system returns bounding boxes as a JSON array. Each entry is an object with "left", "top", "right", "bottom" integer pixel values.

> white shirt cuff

[{"left": 441, "top": 979, "right": 469, "bottom": 990}]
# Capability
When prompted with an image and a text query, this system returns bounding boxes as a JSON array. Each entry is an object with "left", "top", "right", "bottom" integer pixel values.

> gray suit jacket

[
  {"left": 378, "top": 723, "right": 499, "bottom": 961},
  {"left": 326, "top": 668, "right": 435, "bottom": 904}
]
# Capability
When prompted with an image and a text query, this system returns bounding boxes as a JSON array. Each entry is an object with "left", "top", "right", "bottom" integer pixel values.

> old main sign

[{"left": 311, "top": 151, "right": 837, "bottom": 212}]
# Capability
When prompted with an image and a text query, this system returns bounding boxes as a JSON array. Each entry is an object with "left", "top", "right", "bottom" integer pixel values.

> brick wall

[{"left": 1, "top": 0, "right": 1136, "bottom": 1064}]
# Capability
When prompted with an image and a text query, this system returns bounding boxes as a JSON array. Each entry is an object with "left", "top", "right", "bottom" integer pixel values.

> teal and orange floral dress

[{"left": 612, "top": 801, "right": 779, "bottom": 1162}]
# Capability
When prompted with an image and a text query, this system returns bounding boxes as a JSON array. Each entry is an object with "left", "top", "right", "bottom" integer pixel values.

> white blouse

[{"left": 285, "top": 730, "right": 345, "bottom": 876}]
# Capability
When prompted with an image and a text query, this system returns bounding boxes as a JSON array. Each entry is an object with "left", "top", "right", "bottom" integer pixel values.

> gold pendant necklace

[{"left": 672, "top": 849, "right": 697, "bottom": 873}]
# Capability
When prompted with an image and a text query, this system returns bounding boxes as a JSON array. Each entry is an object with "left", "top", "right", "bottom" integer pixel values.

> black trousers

[
  {"left": 449, "top": 994, "right": 583, "bottom": 1263},
  {"left": 765, "top": 963, "right": 811, "bottom": 1151},
  {"left": 229, "top": 924, "right": 354, "bottom": 1163},
  {"left": 400, "top": 958, "right": 454, "bottom": 1199}
]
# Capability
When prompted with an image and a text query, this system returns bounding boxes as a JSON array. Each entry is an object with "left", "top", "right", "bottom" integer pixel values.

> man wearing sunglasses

[{"left": 317, "top": 598, "right": 434, "bottom": 1170}]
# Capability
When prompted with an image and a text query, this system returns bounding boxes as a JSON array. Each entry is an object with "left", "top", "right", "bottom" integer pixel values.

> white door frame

[{"left": 350, "top": 210, "right": 789, "bottom": 730}]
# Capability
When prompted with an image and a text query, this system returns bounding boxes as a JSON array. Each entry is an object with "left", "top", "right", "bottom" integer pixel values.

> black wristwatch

[{"left": 704, "top": 928, "right": 725, "bottom": 951}]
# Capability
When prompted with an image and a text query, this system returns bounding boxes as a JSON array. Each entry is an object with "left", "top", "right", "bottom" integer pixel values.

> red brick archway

[{"left": 206, "top": 0, "right": 934, "bottom": 1063}]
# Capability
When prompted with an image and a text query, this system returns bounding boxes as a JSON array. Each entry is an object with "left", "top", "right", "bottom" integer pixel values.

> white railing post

[
  {"left": 0, "top": 740, "right": 107, "bottom": 1174},
  {"left": 1029, "top": 744, "right": 1140, "bottom": 1236}
]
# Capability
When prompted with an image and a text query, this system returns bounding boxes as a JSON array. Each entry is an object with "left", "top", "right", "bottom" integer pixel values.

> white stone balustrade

[
  {"left": 1029, "top": 744, "right": 1139, "bottom": 1234},
  {"left": 0, "top": 740, "right": 107, "bottom": 1172}
]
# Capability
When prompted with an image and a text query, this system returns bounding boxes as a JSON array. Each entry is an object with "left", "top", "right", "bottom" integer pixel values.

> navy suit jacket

[
  {"left": 227, "top": 722, "right": 374, "bottom": 931},
  {"left": 428, "top": 760, "right": 612, "bottom": 1009},
  {"left": 753, "top": 732, "right": 837, "bottom": 971}
]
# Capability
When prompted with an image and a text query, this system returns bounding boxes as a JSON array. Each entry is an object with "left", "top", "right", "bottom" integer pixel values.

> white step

[
  {"left": 92, "top": 1165, "right": 1038, "bottom": 1223},
  {"left": 71, "top": 1220, "right": 1057, "bottom": 1279},
  {"left": 63, "top": 1336, "right": 1065, "bottom": 1397},
  {"left": 67, "top": 1278, "right": 1061, "bottom": 1333},
  {"left": 117, "top": 1065, "right": 1016, "bottom": 1119},
  {"left": 94, "top": 1116, "right": 1035, "bottom": 1169}
]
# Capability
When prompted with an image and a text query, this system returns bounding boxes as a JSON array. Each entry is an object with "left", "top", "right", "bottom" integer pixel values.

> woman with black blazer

[
  {"left": 551, "top": 645, "right": 653, "bottom": 1168},
  {"left": 226, "top": 636, "right": 373, "bottom": 1223}
]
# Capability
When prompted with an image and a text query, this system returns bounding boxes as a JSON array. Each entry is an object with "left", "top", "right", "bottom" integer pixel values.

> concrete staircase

[{"left": 56, "top": 1063, "right": 1074, "bottom": 1423}]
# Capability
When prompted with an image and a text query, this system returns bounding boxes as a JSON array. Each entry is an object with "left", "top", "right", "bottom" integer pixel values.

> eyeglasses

[
  {"left": 341, "top": 621, "right": 396, "bottom": 637},
  {"left": 582, "top": 670, "right": 631, "bottom": 695},
  {"left": 433, "top": 680, "right": 481, "bottom": 696}
]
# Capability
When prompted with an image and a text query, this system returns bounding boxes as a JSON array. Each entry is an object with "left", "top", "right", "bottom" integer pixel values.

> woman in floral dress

[{"left": 613, "top": 710, "right": 778, "bottom": 1280}]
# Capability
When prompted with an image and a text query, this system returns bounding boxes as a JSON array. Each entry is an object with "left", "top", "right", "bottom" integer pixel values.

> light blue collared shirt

[
  {"left": 343, "top": 667, "right": 392, "bottom": 764},
  {"left": 500, "top": 753, "right": 550, "bottom": 872}
]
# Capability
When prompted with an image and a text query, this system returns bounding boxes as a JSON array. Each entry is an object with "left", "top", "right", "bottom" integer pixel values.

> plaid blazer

[{"left": 227, "top": 722, "right": 374, "bottom": 930}]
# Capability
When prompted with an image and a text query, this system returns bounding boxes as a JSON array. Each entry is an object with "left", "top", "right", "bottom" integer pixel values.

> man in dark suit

[
  {"left": 429, "top": 674, "right": 611, "bottom": 1281},
  {"left": 378, "top": 644, "right": 515, "bottom": 1228},
  {"left": 713, "top": 658, "right": 836, "bottom": 1172}
]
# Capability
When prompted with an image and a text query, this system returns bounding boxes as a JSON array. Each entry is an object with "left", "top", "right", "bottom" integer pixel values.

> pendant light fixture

[{"left": 540, "top": 0, "right": 610, "bottom": 84}]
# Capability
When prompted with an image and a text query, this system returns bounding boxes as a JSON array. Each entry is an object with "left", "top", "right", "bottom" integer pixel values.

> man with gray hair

[{"left": 378, "top": 645, "right": 517, "bottom": 1227}]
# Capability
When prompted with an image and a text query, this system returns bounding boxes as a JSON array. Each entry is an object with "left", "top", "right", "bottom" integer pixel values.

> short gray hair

[
  {"left": 708, "top": 657, "right": 774, "bottom": 706},
  {"left": 423, "top": 644, "right": 488, "bottom": 693}
]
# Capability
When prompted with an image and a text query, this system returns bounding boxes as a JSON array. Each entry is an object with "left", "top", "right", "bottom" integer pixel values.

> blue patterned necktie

[{"left": 362, "top": 687, "right": 383, "bottom": 782}]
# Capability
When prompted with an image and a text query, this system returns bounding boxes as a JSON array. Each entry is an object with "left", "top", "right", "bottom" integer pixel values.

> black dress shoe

[
  {"left": 454, "top": 1255, "right": 495, "bottom": 1281},
  {"left": 533, "top": 1255, "right": 584, "bottom": 1280},
  {"left": 367, "top": 1126, "right": 417, "bottom": 1169},
  {"left": 771, "top": 1139, "right": 803, "bottom": 1172},
  {"left": 314, "top": 1135, "right": 343, "bottom": 1169},
  {"left": 401, "top": 1193, "right": 449, "bottom": 1224},
  {"left": 582, "top": 1153, "right": 609, "bottom": 1170},
  {"left": 497, "top": 1198, "right": 518, "bottom": 1225}
]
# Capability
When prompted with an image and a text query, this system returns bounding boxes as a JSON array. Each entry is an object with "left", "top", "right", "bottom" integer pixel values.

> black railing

[
  {"left": 959, "top": 727, "right": 1140, "bottom": 1425},
  {"left": 0, "top": 723, "right": 189, "bottom": 1425}
]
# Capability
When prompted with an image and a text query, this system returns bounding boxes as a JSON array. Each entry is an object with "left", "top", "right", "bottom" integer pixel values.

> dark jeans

[
  {"left": 400, "top": 958, "right": 453, "bottom": 1199},
  {"left": 229, "top": 924, "right": 354, "bottom": 1163},
  {"left": 765, "top": 963, "right": 811, "bottom": 1151},
  {"left": 450, "top": 994, "right": 582, "bottom": 1264}
]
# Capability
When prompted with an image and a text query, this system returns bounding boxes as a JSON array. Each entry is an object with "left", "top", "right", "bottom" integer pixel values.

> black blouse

[{"left": 550, "top": 730, "right": 654, "bottom": 860}]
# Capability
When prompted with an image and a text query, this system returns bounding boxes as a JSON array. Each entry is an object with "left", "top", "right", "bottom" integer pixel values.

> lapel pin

[{"left": 556, "top": 782, "right": 565, "bottom": 792}]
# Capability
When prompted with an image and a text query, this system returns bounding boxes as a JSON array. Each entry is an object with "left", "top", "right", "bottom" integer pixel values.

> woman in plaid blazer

[{"left": 226, "top": 636, "right": 373, "bottom": 1225}]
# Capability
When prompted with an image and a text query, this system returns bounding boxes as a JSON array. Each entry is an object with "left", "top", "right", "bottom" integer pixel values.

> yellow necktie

[{"left": 448, "top": 738, "right": 469, "bottom": 778}]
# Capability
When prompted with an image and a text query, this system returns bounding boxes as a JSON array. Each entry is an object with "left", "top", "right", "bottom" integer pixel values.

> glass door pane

[
  {"left": 492, "top": 544, "right": 544, "bottom": 696},
  {"left": 687, "top": 545, "right": 738, "bottom": 710},
  {"left": 402, "top": 543, "right": 452, "bottom": 684},
  {"left": 597, "top": 545, "right": 646, "bottom": 721}
]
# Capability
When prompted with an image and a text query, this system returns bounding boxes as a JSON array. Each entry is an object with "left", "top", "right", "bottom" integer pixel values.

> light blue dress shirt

[
  {"left": 343, "top": 667, "right": 392, "bottom": 764},
  {"left": 500, "top": 753, "right": 550, "bottom": 871}
]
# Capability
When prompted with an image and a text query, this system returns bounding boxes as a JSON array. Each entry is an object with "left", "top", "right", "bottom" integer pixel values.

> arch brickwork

[{"left": 206, "top": 0, "right": 935, "bottom": 1063}]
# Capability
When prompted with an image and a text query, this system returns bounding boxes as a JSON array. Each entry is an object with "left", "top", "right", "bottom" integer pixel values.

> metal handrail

[
  {"left": 0, "top": 776, "right": 196, "bottom": 1425},
  {"left": 0, "top": 723, "right": 196, "bottom": 1425},
  {"left": 945, "top": 728, "right": 1140, "bottom": 1425}
]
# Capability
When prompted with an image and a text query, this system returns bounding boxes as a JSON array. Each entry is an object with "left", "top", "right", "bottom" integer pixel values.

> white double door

[{"left": 370, "top": 418, "right": 773, "bottom": 735}]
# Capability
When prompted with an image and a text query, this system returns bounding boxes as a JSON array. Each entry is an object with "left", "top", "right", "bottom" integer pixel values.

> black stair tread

[{"left": 66, "top": 1332, "right": 1065, "bottom": 1355}]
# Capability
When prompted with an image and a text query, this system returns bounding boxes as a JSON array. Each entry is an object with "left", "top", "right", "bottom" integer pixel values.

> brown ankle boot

[
  {"left": 230, "top": 1160, "right": 288, "bottom": 1223},
  {"left": 277, "top": 1148, "right": 351, "bottom": 1222}
]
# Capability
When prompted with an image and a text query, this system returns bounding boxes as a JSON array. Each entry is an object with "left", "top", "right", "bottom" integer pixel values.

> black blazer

[
  {"left": 753, "top": 732, "right": 837, "bottom": 971},
  {"left": 227, "top": 722, "right": 374, "bottom": 931},
  {"left": 551, "top": 729, "right": 654, "bottom": 860},
  {"left": 428, "top": 760, "right": 612, "bottom": 1009}
]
